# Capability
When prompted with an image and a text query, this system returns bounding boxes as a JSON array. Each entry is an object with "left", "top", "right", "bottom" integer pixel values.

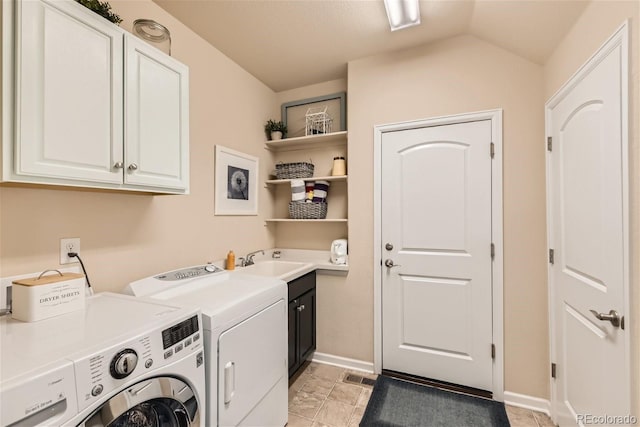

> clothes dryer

[{"left": 126, "top": 265, "right": 288, "bottom": 427}]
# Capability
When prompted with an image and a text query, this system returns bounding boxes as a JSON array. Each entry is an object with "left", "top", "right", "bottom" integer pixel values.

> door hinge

[
  {"left": 547, "top": 136, "right": 552, "bottom": 152},
  {"left": 490, "top": 142, "right": 495, "bottom": 159},
  {"left": 549, "top": 249, "right": 555, "bottom": 265},
  {"left": 490, "top": 243, "right": 495, "bottom": 260},
  {"left": 491, "top": 343, "right": 495, "bottom": 359},
  {"left": 551, "top": 363, "right": 557, "bottom": 379}
]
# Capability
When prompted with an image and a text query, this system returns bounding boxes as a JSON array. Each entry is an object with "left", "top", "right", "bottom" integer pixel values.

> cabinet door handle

[
  {"left": 113, "top": 161, "right": 124, "bottom": 169},
  {"left": 128, "top": 163, "right": 138, "bottom": 171},
  {"left": 297, "top": 304, "right": 305, "bottom": 312}
]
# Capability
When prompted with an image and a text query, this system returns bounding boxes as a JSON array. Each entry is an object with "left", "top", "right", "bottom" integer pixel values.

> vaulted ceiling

[{"left": 153, "top": 0, "right": 589, "bottom": 92}]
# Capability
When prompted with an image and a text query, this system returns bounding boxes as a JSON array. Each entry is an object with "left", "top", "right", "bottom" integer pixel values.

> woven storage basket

[
  {"left": 276, "top": 162, "right": 314, "bottom": 179},
  {"left": 289, "top": 201, "right": 327, "bottom": 219}
]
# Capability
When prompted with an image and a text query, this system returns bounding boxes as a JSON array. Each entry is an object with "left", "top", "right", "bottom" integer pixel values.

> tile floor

[{"left": 287, "top": 362, "right": 557, "bottom": 427}]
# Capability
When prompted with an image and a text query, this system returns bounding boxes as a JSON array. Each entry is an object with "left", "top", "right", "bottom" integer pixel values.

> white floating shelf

[
  {"left": 265, "top": 131, "right": 347, "bottom": 152},
  {"left": 265, "top": 175, "right": 347, "bottom": 185},
  {"left": 265, "top": 219, "right": 348, "bottom": 223}
]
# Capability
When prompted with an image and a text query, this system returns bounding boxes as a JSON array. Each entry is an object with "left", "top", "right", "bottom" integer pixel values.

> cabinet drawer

[{"left": 288, "top": 271, "right": 316, "bottom": 301}]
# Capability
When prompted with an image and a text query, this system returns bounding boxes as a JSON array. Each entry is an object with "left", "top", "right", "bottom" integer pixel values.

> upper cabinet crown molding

[{"left": 2, "top": 0, "right": 190, "bottom": 194}]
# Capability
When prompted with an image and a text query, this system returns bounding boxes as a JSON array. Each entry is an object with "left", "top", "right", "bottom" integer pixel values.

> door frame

[
  {"left": 545, "top": 21, "right": 630, "bottom": 422},
  {"left": 373, "top": 109, "right": 504, "bottom": 401}
]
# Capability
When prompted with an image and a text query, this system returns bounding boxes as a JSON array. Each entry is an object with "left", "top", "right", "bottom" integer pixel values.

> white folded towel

[{"left": 291, "top": 179, "right": 305, "bottom": 202}]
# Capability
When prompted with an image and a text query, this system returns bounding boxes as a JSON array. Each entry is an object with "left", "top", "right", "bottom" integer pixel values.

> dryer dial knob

[{"left": 110, "top": 349, "right": 138, "bottom": 379}]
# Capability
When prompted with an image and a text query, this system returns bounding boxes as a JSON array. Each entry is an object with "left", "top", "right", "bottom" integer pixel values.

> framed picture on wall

[
  {"left": 214, "top": 145, "right": 259, "bottom": 215},
  {"left": 281, "top": 92, "right": 346, "bottom": 138}
]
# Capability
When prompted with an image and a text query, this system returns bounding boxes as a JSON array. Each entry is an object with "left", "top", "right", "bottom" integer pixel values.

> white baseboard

[
  {"left": 311, "top": 352, "right": 375, "bottom": 374},
  {"left": 504, "top": 391, "right": 551, "bottom": 416}
]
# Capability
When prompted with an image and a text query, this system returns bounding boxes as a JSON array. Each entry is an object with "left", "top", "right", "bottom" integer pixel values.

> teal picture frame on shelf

[{"left": 281, "top": 92, "right": 346, "bottom": 138}]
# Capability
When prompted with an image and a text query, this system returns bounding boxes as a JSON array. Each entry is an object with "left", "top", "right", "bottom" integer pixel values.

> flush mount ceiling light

[
  {"left": 133, "top": 19, "right": 172, "bottom": 55},
  {"left": 383, "top": 0, "right": 421, "bottom": 31}
]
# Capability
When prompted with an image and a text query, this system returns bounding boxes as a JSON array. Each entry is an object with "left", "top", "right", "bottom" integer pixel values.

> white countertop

[{"left": 212, "top": 249, "right": 348, "bottom": 282}]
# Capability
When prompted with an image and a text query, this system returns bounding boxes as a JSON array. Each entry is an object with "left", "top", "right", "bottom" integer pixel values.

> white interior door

[
  {"left": 546, "top": 24, "right": 630, "bottom": 426},
  {"left": 381, "top": 119, "right": 494, "bottom": 391}
]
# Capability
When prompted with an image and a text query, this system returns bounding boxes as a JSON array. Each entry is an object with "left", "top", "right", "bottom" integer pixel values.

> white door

[
  {"left": 381, "top": 119, "right": 494, "bottom": 391},
  {"left": 125, "top": 35, "right": 189, "bottom": 191},
  {"left": 16, "top": 0, "right": 123, "bottom": 183},
  {"left": 546, "top": 25, "right": 629, "bottom": 425}
]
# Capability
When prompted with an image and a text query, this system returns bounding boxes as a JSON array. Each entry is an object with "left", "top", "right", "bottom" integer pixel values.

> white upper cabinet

[
  {"left": 124, "top": 35, "right": 189, "bottom": 191},
  {"left": 4, "top": 0, "right": 190, "bottom": 194},
  {"left": 16, "top": 0, "right": 123, "bottom": 184}
]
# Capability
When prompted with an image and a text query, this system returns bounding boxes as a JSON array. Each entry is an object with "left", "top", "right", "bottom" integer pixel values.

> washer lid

[
  {"left": 145, "top": 273, "right": 286, "bottom": 330},
  {"left": 0, "top": 293, "right": 194, "bottom": 383}
]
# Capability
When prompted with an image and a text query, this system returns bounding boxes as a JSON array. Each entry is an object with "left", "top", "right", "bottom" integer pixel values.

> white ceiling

[{"left": 153, "top": 0, "right": 589, "bottom": 92}]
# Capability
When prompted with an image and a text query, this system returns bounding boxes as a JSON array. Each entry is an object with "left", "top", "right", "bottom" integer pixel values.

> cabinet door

[
  {"left": 297, "top": 289, "right": 316, "bottom": 363},
  {"left": 288, "top": 299, "right": 299, "bottom": 374},
  {"left": 16, "top": 0, "right": 123, "bottom": 184},
  {"left": 124, "top": 35, "right": 189, "bottom": 192}
]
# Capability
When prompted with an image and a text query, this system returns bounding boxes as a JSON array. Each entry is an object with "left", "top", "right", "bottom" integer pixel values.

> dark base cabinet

[{"left": 288, "top": 271, "right": 316, "bottom": 377}]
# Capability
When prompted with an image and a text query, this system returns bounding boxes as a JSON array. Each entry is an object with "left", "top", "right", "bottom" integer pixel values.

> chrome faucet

[{"left": 243, "top": 250, "right": 265, "bottom": 266}]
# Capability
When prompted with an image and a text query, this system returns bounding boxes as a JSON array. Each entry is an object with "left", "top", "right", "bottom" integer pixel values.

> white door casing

[
  {"left": 546, "top": 22, "right": 630, "bottom": 425},
  {"left": 373, "top": 110, "right": 504, "bottom": 399}
]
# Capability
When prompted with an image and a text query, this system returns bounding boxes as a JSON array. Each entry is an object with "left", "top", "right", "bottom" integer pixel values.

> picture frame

[
  {"left": 281, "top": 92, "right": 346, "bottom": 138},
  {"left": 214, "top": 145, "right": 259, "bottom": 215}
]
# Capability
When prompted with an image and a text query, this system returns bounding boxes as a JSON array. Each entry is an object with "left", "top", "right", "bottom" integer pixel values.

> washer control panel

[
  {"left": 72, "top": 312, "right": 202, "bottom": 412},
  {"left": 110, "top": 349, "right": 138, "bottom": 379}
]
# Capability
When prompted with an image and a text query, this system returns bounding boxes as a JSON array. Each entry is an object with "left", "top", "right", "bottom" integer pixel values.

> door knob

[
  {"left": 384, "top": 259, "right": 401, "bottom": 268},
  {"left": 128, "top": 163, "right": 138, "bottom": 171},
  {"left": 589, "top": 309, "right": 622, "bottom": 328},
  {"left": 113, "top": 161, "right": 124, "bottom": 169},
  {"left": 385, "top": 243, "right": 393, "bottom": 251}
]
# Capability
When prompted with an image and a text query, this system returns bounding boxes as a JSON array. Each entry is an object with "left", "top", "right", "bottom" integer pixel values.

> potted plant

[
  {"left": 264, "top": 119, "right": 287, "bottom": 141},
  {"left": 75, "top": 0, "right": 122, "bottom": 24}
]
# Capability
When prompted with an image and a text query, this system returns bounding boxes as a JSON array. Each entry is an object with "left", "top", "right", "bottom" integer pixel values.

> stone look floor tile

[
  {"left": 290, "top": 371, "right": 312, "bottom": 392},
  {"left": 289, "top": 390, "right": 325, "bottom": 420},
  {"left": 356, "top": 387, "right": 371, "bottom": 407},
  {"left": 348, "top": 405, "right": 366, "bottom": 426},
  {"left": 533, "top": 411, "right": 557, "bottom": 427},
  {"left": 288, "top": 413, "right": 314, "bottom": 427},
  {"left": 315, "top": 399, "right": 356, "bottom": 427},
  {"left": 506, "top": 405, "right": 539, "bottom": 427},
  {"left": 301, "top": 376, "right": 336, "bottom": 399},
  {"left": 327, "top": 383, "right": 363, "bottom": 406},
  {"left": 310, "top": 364, "right": 345, "bottom": 383}
]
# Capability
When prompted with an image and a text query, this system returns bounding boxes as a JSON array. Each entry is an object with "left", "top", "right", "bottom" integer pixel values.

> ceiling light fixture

[{"left": 383, "top": 0, "right": 421, "bottom": 31}]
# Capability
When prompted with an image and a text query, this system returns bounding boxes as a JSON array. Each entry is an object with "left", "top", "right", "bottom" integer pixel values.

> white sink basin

[{"left": 239, "top": 260, "right": 312, "bottom": 281}]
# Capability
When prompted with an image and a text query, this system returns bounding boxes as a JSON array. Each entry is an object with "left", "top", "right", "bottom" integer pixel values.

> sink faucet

[{"left": 243, "top": 250, "right": 265, "bottom": 266}]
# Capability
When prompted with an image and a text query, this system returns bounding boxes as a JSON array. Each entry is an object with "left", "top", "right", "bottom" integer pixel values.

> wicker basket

[
  {"left": 289, "top": 201, "right": 327, "bottom": 219},
  {"left": 276, "top": 162, "right": 314, "bottom": 179}
]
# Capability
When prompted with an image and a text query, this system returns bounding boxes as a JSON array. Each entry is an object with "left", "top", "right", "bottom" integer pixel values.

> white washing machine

[
  {"left": 0, "top": 292, "right": 206, "bottom": 427},
  {"left": 125, "top": 265, "right": 288, "bottom": 427}
]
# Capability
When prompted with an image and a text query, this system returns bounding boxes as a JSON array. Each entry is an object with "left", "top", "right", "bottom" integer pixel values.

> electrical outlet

[{"left": 60, "top": 238, "right": 80, "bottom": 264}]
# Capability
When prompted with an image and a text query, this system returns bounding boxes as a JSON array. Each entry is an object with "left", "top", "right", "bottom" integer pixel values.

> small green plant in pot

[
  {"left": 264, "top": 119, "right": 287, "bottom": 140},
  {"left": 75, "top": 0, "right": 122, "bottom": 25}
]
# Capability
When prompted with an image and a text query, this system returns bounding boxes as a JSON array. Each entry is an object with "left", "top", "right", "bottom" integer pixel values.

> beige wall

[
  {"left": 0, "top": 0, "right": 278, "bottom": 291},
  {"left": 347, "top": 35, "right": 548, "bottom": 397},
  {"left": 543, "top": 0, "right": 640, "bottom": 415}
]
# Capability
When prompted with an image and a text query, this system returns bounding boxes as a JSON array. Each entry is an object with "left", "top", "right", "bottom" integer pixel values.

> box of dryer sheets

[{"left": 11, "top": 270, "right": 85, "bottom": 322}]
